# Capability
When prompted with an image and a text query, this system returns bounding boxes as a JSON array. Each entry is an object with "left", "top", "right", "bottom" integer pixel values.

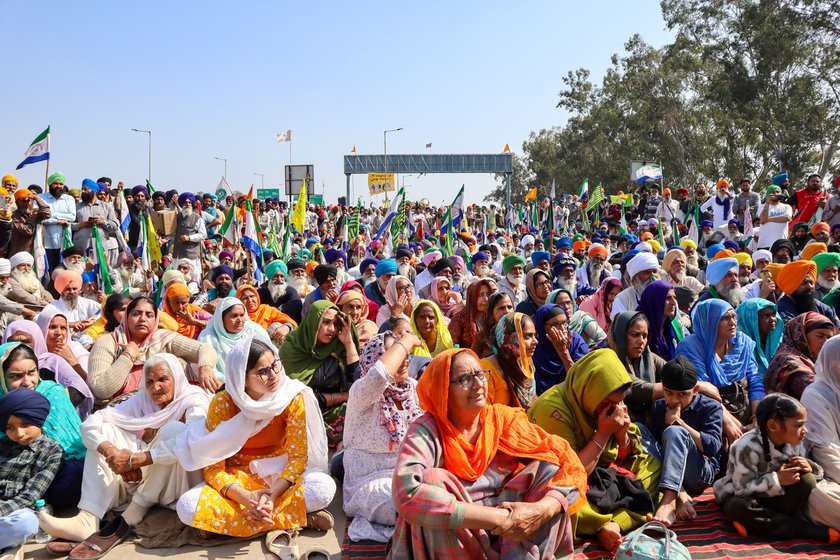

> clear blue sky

[{"left": 0, "top": 1, "right": 674, "bottom": 206}]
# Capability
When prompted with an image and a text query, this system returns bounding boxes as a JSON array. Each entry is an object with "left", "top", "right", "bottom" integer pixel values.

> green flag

[{"left": 91, "top": 226, "right": 113, "bottom": 295}]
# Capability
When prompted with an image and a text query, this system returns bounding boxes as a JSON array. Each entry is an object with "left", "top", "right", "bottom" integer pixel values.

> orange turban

[
  {"left": 54, "top": 270, "right": 83, "bottom": 294},
  {"left": 306, "top": 260, "right": 319, "bottom": 276},
  {"left": 588, "top": 243, "right": 608, "bottom": 259},
  {"left": 13, "top": 189, "right": 31, "bottom": 201},
  {"left": 800, "top": 242, "right": 827, "bottom": 262},
  {"left": 415, "top": 348, "right": 588, "bottom": 513},
  {"left": 716, "top": 179, "right": 730, "bottom": 190},
  {"left": 764, "top": 263, "right": 784, "bottom": 282},
  {"left": 713, "top": 249, "right": 735, "bottom": 260},
  {"left": 641, "top": 232, "right": 654, "bottom": 241},
  {"left": 663, "top": 188, "right": 671, "bottom": 196},
  {"left": 811, "top": 222, "right": 830, "bottom": 236},
  {"left": 776, "top": 260, "right": 817, "bottom": 296},
  {"left": 573, "top": 240, "right": 586, "bottom": 252}
]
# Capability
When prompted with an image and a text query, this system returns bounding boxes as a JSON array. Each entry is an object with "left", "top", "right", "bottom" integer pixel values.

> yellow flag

[
  {"left": 292, "top": 179, "right": 307, "bottom": 233},
  {"left": 524, "top": 187, "right": 537, "bottom": 201},
  {"left": 145, "top": 215, "right": 162, "bottom": 264}
]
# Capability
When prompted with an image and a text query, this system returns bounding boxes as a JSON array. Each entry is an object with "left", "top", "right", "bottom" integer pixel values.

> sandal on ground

[
  {"left": 305, "top": 510, "right": 334, "bottom": 531},
  {"left": 47, "top": 540, "right": 82, "bottom": 556},
  {"left": 265, "top": 529, "right": 300, "bottom": 560},
  {"left": 0, "top": 546, "right": 23, "bottom": 560},
  {"left": 68, "top": 517, "right": 131, "bottom": 560},
  {"left": 300, "top": 547, "right": 331, "bottom": 560}
]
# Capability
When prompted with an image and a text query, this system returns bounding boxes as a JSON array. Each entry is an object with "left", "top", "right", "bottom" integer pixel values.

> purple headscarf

[{"left": 636, "top": 280, "right": 678, "bottom": 361}]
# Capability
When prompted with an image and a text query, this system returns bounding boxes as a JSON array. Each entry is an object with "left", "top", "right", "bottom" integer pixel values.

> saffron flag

[
  {"left": 275, "top": 130, "right": 292, "bottom": 142},
  {"left": 16, "top": 126, "right": 50, "bottom": 170},
  {"left": 524, "top": 187, "right": 537, "bottom": 202},
  {"left": 502, "top": 144, "right": 511, "bottom": 154}
]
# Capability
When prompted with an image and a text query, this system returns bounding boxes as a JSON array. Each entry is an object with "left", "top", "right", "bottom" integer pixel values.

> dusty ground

[{"left": 22, "top": 488, "right": 348, "bottom": 560}]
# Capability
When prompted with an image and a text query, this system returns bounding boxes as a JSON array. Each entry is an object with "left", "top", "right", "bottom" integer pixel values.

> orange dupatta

[
  {"left": 416, "top": 348, "right": 588, "bottom": 514},
  {"left": 162, "top": 283, "right": 205, "bottom": 339},
  {"left": 235, "top": 285, "right": 297, "bottom": 329}
]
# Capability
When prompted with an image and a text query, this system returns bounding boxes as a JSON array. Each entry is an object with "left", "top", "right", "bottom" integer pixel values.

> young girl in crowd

[{"left": 714, "top": 393, "right": 839, "bottom": 542}]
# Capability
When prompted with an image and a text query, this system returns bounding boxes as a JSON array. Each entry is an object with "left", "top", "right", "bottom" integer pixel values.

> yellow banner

[
  {"left": 609, "top": 194, "right": 634, "bottom": 207},
  {"left": 368, "top": 173, "right": 396, "bottom": 195}
]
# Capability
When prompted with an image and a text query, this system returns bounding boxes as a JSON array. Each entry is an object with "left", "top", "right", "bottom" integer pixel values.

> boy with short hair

[
  {"left": 0, "top": 389, "right": 64, "bottom": 558},
  {"left": 649, "top": 356, "right": 724, "bottom": 526}
]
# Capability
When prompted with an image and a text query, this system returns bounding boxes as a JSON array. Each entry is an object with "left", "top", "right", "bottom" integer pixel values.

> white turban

[
  {"left": 635, "top": 242, "right": 653, "bottom": 253},
  {"left": 9, "top": 252, "right": 34, "bottom": 269},
  {"left": 0, "top": 259, "right": 10, "bottom": 275},
  {"left": 752, "top": 249, "right": 772, "bottom": 264},
  {"left": 520, "top": 234, "right": 535, "bottom": 248},
  {"left": 422, "top": 251, "right": 442, "bottom": 266},
  {"left": 627, "top": 252, "right": 660, "bottom": 280}
]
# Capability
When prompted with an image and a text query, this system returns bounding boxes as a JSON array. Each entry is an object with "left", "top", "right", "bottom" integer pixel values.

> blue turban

[
  {"left": 204, "top": 193, "right": 218, "bottom": 201},
  {"left": 165, "top": 189, "right": 178, "bottom": 200},
  {"left": 212, "top": 265, "right": 234, "bottom": 282},
  {"left": 557, "top": 237, "right": 573, "bottom": 249},
  {"left": 323, "top": 238, "right": 335, "bottom": 245},
  {"left": 375, "top": 258, "right": 398, "bottom": 277},
  {"left": 305, "top": 238, "right": 319, "bottom": 248},
  {"left": 131, "top": 185, "right": 149, "bottom": 198},
  {"left": 471, "top": 251, "right": 489, "bottom": 265},
  {"left": 360, "top": 257, "right": 379, "bottom": 272},
  {"left": 178, "top": 192, "right": 196, "bottom": 206},
  {"left": 723, "top": 240, "right": 739, "bottom": 252},
  {"left": 700, "top": 219, "right": 713, "bottom": 229},
  {"left": 324, "top": 249, "right": 347, "bottom": 266},
  {"left": 552, "top": 254, "right": 577, "bottom": 277},
  {"left": 706, "top": 257, "right": 738, "bottom": 286},
  {"left": 0, "top": 388, "right": 50, "bottom": 430},
  {"left": 772, "top": 172, "right": 789, "bottom": 186},
  {"left": 531, "top": 250, "right": 551, "bottom": 266},
  {"left": 728, "top": 219, "right": 740, "bottom": 226},
  {"left": 96, "top": 182, "right": 109, "bottom": 193},
  {"left": 706, "top": 243, "right": 725, "bottom": 260},
  {"left": 81, "top": 178, "right": 97, "bottom": 191}
]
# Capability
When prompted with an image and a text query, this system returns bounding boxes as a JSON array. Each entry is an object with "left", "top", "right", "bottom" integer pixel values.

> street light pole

[
  {"left": 383, "top": 127, "right": 403, "bottom": 203},
  {"left": 214, "top": 157, "right": 228, "bottom": 181},
  {"left": 131, "top": 128, "right": 151, "bottom": 183},
  {"left": 254, "top": 173, "right": 264, "bottom": 189}
]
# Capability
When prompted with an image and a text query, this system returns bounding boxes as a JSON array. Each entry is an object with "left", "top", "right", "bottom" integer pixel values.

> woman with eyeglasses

[
  {"left": 342, "top": 331, "right": 425, "bottom": 543},
  {"left": 532, "top": 304, "right": 590, "bottom": 395},
  {"left": 515, "top": 269, "right": 552, "bottom": 317},
  {"left": 40, "top": 354, "right": 210, "bottom": 555},
  {"left": 675, "top": 299, "right": 764, "bottom": 447},
  {"left": 280, "top": 300, "right": 360, "bottom": 448},
  {"left": 481, "top": 312, "right": 538, "bottom": 408},
  {"left": 176, "top": 334, "right": 336, "bottom": 545},
  {"left": 529, "top": 349, "right": 662, "bottom": 556},
  {"left": 390, "top": 348, "right": 587, "bottom": 559}
]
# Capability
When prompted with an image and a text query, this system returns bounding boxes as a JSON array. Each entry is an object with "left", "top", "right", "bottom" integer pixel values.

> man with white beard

[
  {"left": 519, "top": 234, "right": 535, "bottom": 259},
  {"left": 0, "top": 258, "right": 37, "bottom": 326},
  {"left": 7, "top": 252, "right": 54, "bottom": 306},
  {"left": 51, "top": 269, "right": 101, "bottom": 335},
  {"left": 324, "top": 248, "right": 352, "bottom": 286},
  {"left": 576, "top": 243, "right": 612, "bottom": 290},
  {"left": 357, "top": 257, "right": 380, "bottom": 286},
  {"left": 414, "top": 250, "right": 441, "bottom": 295},
  {"left": 286, "top": 258, "right": 313, "bottom": 298},
  {"left": 611, "top": 252, "right": 660, "bottom": 319},
  {"left": 113, "top": 252, "right": 147, "bottom": 296},
  {"left": 813, "top": 252, "right": 840, "bottom": 300},
  {"left": 395, "top": 248, "right": 416, "bottom": 283},
  {"left": 661, "top": 247, "right": 704, "bottom": 294},
  {"left": 257, "top": 259, "right": 303, "bottom": 324},
  {"left": 695, "top": 257, "right": 744, "bottom": 309},
  {"left": 449, "top": 255, "right": 471, "bottom": 291},
  {"left": 171, "top": 193, "right": 206, "bottom": 283},
  {"left": 365, "top": 259, "right": 397, "bottom": 306},
  {"left": 552, "top": 254, "right": 578, "bottom": 295},
  {"left": 496, "top": 255, "right": 527, "bottom": 306},
  {"left": 471, "top": 251, "right": 497, "bottom": 280}
]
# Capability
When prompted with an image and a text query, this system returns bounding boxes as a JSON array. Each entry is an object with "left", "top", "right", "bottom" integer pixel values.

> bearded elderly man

[
  {"left": 497, "top": 254, "right": 527, "bottom": 306},
  {"left": 204, "top": 264, "right": 235, "bottom": 312},
  {"left": 394, "top": 247, "right": 416, "bottom": 282},
  {"left": 324, "top": 248, "right": 351, "bottom": 286},
  {"left": 576, "top": 243, "right": 612, "bottom": 290},
  {"left": 471, "top": 251, "right": 497, "bottom": 280},
  {"left": 286, "top": 257, "right": 313, "bottom": 298},
  {"left": 364, "top": 258, "right": 397, "bottom": 308},
  {"left": 694, "top": 257, "right": 744, "bottom": 309},
  {"left": 6, "top": 252, "right": 54, "bottom": 306},
  {"left": 661, "top": 247, "right": 704, "bottom": 295},
  {"left": 302, "top": 264, "right": 340, "bottom": 315},
  {"left": 257, "top": 259, "right": 302, "bottom": 324},
  {"left": 72, "top": 178, "right": 120, "bottom": 267},
  {"left": 418, "top": 257, "right": 457, "bottom": 299},
  {"left": 113, "top": 252, "right": 147, "bottom": 296},
  {"left": 552, "top": 254, "right": 578, "bottom": 295},
  {"left": 414, "top": 250, "right": 442, "bottom": 295},
  {"left": 0, "top": 258, "right": 37, "bottom": 326},
  {"left": 610, "top": 251, "right": 660, "bottom": 319},
  {"left": 52, "top": 269, "right": 100, "bottom": 335},
  {"left": 813, "top": 252, "right": 840, "bottom": 301},
  {"left": 357, "top": 257, "right": 379, "bottom": 287},
  {"left": 172, "top": 193, "right": 206, "bottom": 283},
  {"left": 776, "top": 260, "right": 839, "bottom": 326}
]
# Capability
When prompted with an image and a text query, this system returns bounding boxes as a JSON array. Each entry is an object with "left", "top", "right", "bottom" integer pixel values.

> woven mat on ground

[
  {"left": 130, "top": 506, "right": 252, "bottom": 549},
  {"left": 341, "top": 491, "right": 839, "bottom": 560}
]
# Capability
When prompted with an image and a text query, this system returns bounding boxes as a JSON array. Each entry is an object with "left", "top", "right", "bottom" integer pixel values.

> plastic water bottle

[{"left": 34, "top": 500, "right": 52, "bottom": 543}]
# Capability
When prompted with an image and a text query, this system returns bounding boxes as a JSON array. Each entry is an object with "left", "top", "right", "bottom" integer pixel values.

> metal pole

[
  {"left": 147, "top": 131, "right": 152, "bottom": 184},
  {"left": 346, "top": 174, "right": 350, "bottom": 207},
  {"left": 383, "top": 131, "right": 387, "bottom": 204}
]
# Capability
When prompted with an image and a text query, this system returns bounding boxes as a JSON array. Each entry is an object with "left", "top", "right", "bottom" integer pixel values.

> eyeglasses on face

[
  {"left": 449, "top": 370, "right": 491, "bottom": 390},
  {"left": 252, "top": 359, "right": 281, "bottom": 382}
]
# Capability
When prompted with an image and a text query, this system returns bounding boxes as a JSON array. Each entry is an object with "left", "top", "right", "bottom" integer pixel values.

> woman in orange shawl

[
  {"left": 162, "top": 283, "right": 212, "bottom": 339},
  {"left": 390, "top": 347, "right": 587, "bottom": 559},
  {"left": 235, "top": 285, "right": 297, "bottom": 345},
  {"left": 336, "top": 289, "right": 378, "bottom": 344}
]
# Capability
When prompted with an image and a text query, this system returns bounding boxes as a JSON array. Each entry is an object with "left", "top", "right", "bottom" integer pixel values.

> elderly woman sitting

[
  {"left": 235, "top": 285, "right": 297, "bottom": 345},
  {"left": 343, "top": 331, "right": 425, "bottom": 542},
  {"left": 390, "top": 348, "right": 587, "bottom": 559},
  {"left": 529, "top": 349, "right": 662, "bottom": 556},
  {"left": 765, "top": 311, "right": 836, "bottom": 399},
  {"left": 39, "top": 354, "right": 211, "bottom": 558}
]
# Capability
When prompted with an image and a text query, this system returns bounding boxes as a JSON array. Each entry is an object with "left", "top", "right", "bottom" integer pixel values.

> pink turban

[{"left": 54, "top": 270, "right": 83, "bottom": 294}]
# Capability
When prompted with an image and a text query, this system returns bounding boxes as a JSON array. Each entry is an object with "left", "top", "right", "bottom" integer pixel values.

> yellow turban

[
  {"left": 800, "top": 242, "right": 827, "bottom": 262},
  {"left": 680, "top": 239, "right": 697, "bottom": 250},
  {"left": 1, "top": 175, "right": 17, "bottom": 186},
  {"left": 734, "top": 252, "right": 753, "bottom": 267}
]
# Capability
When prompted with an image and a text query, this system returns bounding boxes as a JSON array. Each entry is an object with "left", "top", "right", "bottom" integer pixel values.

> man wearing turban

[
  {"left": 813, "top": 252, "right": 840, "bottom": 300},
  {"left": 696, "top": 257, "right": 744, "bottom": 308},
  {"left": 811, "top": 221, "right": 831, "bottom": 245},
  {"left": 497, "top": 254, "right": 527, "bottom": 306},
  {"left": 127, "top": 185, "right": 151, "bottom": 251},
  {"left": 73, "top": 178, "right": 121, "bottom": 267},
  {"left": 6, "top": 252, "right": 54, "bottom": 307},
  {"left": 52, "top": 269, "right": 101, "bottom": 332},
  {"left": 576, "top": 243, "right": 612, "bottom": 290},
  {"left": 8, "top": 188, "right": 52, "bottom": 258},
  {"left": 611, "top": 251, "right": 660, "bottom": 319},
  {"left": 776, "top": 260, "right": 839, "bottom": 326},
  {"left": 661, "top": 247, "right": 704, "bottom": 295},
  {"left": 302, "top": 264, "right": 339, "bottom": 315},
  {"left": 172, "top": 192, "right": 206, "bottom": 283},
  {"left": 257, "top": 259, "right": 302, "bottom": 324},
  {"left": 205, "top": 265, "right": 235, "bottom": 312},
  {"left": 40, "top": 172, "right": 78, "bottom": 275},
  {"left": 700, "top": 180, "right": 734, "bottom": 229},
  {"left": 414, "top": 250, "right": 442, "bottom": 295}
]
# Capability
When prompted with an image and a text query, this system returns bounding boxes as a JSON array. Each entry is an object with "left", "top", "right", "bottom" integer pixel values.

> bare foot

[
  {"left": 653, "top": 500, "right": 677, "bottom": 527},
  {"left": 676, "top": 492, "right": 696, "bottom": 521},
  {"left": 597, "top": 522, "right": 622, "bottom": 556}
]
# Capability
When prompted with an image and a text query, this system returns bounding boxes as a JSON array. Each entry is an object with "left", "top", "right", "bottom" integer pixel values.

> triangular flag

[
  {"left": 351, "top": 145, "right": 357, "bottom": 154},
  {"left": 502, "top": 144, "right": 511, "bottom": 154}
]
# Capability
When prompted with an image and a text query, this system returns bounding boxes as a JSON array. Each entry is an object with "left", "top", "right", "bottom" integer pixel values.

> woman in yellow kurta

[
  {"left": 175, "top": 333, "right": 335, "bottom": 538},
  {"left": 480, "top": 312, "right": 538, "bottom": 408}
]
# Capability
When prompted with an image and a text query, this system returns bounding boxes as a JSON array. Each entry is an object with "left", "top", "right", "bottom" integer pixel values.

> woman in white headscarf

[
  {"left": 175, "top": 333, "right": 335, "bottom": 541},
  {"left": 197, "top": 297, "right": 264, "bottom": 382},
  {"left": 39, "top": 354, "right": 211, "bottom": 553},
  {"left": 801, "top": 335, "right": 840, "bottom": 530}
]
